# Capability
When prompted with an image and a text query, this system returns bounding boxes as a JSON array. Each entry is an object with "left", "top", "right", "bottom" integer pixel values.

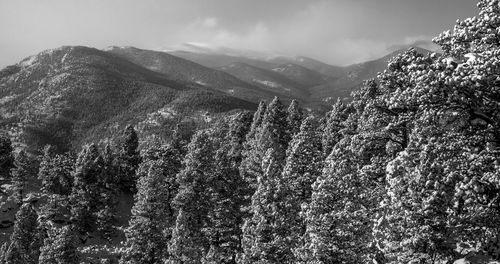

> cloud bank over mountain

[{"left": 0, "top": 0, "right": 476, "bottom": 68}]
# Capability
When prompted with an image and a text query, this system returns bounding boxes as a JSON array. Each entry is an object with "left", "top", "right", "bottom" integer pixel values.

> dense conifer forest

[{"left": 0, "top": 0, "right": 500, "bottom": 263}]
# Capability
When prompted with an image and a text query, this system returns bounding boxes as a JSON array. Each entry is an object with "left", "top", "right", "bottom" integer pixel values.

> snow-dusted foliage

[{"left": 2, "top": 1, "right": 500, "bottom": 263}]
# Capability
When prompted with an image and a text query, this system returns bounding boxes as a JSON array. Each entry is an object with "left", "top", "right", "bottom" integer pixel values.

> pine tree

[
  {"left": 117, "top": 125, "right": 141, "bottom": 192},
  {"left": 370, "top": 2, "right": 500, "bottom": 261},
  {"left": 11, "top": 150, "right": 36, "bottom": 204},
  {"left": 239, "top": 148, "right": 285, "bottom": 264},
  {"left": 240, "top": 97, "right": 288, "bottom": 194},
  {"left": 283, "top": 117, "right": 323, "bottom": 203},
  {"left": 203, "top": 142, "right": 247, "bottom": 263},
  {"left": 38, "top": 146, "right": 74, "bottom": 196},
  {"left": 168, "top": 131, "right": 214, "bottom": 264},
  {"left": 121, "top": 156, "right": 179, "bottom": 264},
  {"left": 198, "top": 112, "right": 252, "bottom": 263},
  {"left": 96, "top": 144, "right": 120, "bottom": 242},
  {"left": 259, "top": 97, "right": 289, "bottom": 158},
  {"left": 171, "top": 123, "right": 187, "bottom": 158},
  {"left": 299, "top": 139, "right": 375, "bottom": 264},
  {"left": 286, "top": 99, "right": 304, "bottom": 142},
  {"left": 275, "top": 117, "right": 323, "bottom": 261},
  {"left": 3, "top": 203, "right": 42, "bottom": 264},
  {"left": 226, "top": 112, "right": 253, "bottom": 161},
  {"left": 38, "top": 226, "right": 79, "bottom": 264},
  {"left": 239, "top": 102, "right": 268, "bottom": 208},
  {"left": 70, "top": 143, "right": 103, "bottom": 234},
  {"left": 0, "top": 134, "right": 13, "bottom": 181},
  {"left": 321, "top": 99, "right": 351, "bottom": 157},
  {"left": 245, "top": 101, "right": 267, "bottom": 143}
]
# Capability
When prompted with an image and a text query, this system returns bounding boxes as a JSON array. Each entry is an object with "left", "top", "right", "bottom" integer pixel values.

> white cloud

[{"left": 201, "top": 17, "right": 218, "bottom": 28}]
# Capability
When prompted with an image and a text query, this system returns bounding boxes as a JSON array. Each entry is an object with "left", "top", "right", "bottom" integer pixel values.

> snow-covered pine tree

[
  {"left": 203, "top": 143, "right": 246, "bottom": 264},
  {"left": 370, "top": 1, "right": 500, "bottom": 261},
  {"left": 120, "top": 156, "right": 179, "bottom": 264},
  {"left": 38, "top": 146, "right": 74, "bottom": 196},
  {"left": 10, "top": 150, "right": 36, "bottom": 204},
  {"left": 321, "top": 99, "right": 351, "bottom": 157},
  {"left": 240, "top": 97, "right": 289, "bottom": 194},
  {"left": 201, "top": 112, "right": 253, "bottom": 264},
  {"left": 226, "top": 112, "right": 253, "bottom": 164},
  {"left": 239, "top": 148, "right": 287, "bottom": 264},
  {"left": 299, "top": 138, "right": 375, "bottom": 264},
  {"left": 38, "top": 226, "right": 79, "bottom": 264},
  {"left": 286, "top": 99, "right": 304, "bottom": 142},
  {"left": 2, "top": 204, "right": 42, "bottom": 264},
  {"left": 117, "top": 125, "right": 141, "bottom": 192},
  {"left": 69, "top": 143, "right": 104, "bottom": 234},
  {"left": 239, "top": 101, "right": 267, "bottom": 193},
  {"left": 245, "top": 101, "right": 267, "bottom": 144},
  {"left": 0, "top": 134, "right": 13, "bottom": 181},
  {"left": 168, "top": 131, "right": 214, "bottom": 264},
  {"left": 275, "top": 117, "right": 324, "bottom": 262}
]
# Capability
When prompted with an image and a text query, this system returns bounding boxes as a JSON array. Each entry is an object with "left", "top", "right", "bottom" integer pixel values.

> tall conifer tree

[
  {"left": 168, "top": 131, "right": 214, "bottom": 264},
  {"left": 121, "top": 155, "right": 179, "bottom": 264},
  {"left": 3, "top": 204, "right": 41, "bottom": 264}
]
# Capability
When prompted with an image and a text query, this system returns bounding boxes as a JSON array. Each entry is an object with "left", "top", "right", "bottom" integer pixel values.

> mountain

[
  {"left": 218, "top": 62, "right": 310, "bottom": 100},
  {"left": 0, "top": 46, "right": 256, "bottom": 152},
  {"left": 169, "top": 50, "right": 277, "bottom": 69},
  {"left": 267, "top": 56, "right": 347, "bottom": 78},
  {"left": 307, "top": 47, "right": 434, "bottom": 104},
  {"left": 270, "top": 63, "right": 332, "bottom": 87},
  {"left": 170, "top": 46, "right": 433, "bottom": 108},
  {"left": 0, "top": 45, "right": 433, "bottom": 151},
  {"left": 106, "top": 46, "right": 283, "bottom": 103}
]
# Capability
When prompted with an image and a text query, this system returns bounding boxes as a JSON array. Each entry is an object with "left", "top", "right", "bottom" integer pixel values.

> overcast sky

[{"left": 0, "top": 0, "right": 478, "bottom": 68}]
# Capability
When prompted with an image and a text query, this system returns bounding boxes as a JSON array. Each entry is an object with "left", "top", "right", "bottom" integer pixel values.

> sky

[{"left": 0, "top": 0, "right": 478, "bottom": 68}]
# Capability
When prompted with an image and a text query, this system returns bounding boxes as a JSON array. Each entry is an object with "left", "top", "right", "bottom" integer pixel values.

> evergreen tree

[
  {"left": 96, "top": 144, "right": 120, "bottom": 242},
  {"left": 239, "top": 102, "right": 268, "bottom": 208},
  {"left": 226, "top": 112, "right": 253, "bottom": 161},
  {"left": 374, "top": 49, "right": 500, "bottom": 263},
  {"left": 245, "top": 101, "right": 267, "bottom": 143},
  {"left": 285, "top": 99, "right": 304, "bottom": 142},
  {"left": 202, "top": 137, "right": 248, "bottom": 263},
  {"left": 321, "top": 99, "right": 351, "bottom": 157},
  {"left": 38, "top": 146, "right": 74, "bottom": 196},
  {"left": 259, "top": 97, "right": 289, "bottom": 159},
  {"left": 70, "top": 143, "right": 103, "bottom": 234},
  {"left": 240, "top": 97, "right": 288, "bottom": 194},
  {"left": 121, "top": 146, "right": 180, "bottom": 264},
  {"left": 3, "top": 203, "right": 42, "bottom": 264},
  {"left": 299, "top": 139, "right": 376, "bottom": 264},
  {"left": 369, "top": 2, "right": 500, "bottom": 261},
  {"left": 38, "top": 226, "right": 79, "bottom": 264},
  {"left": 171, "top": 123, "right": 187, "bottom": 158},
  {"left": 283, "top": 117, "right": 323, "bottom": 203},
  {"left": 168, "top": 131, "right": 214, "bottom": 264},
  {"left": 276, "top": 117, "right": 324, "bottom": 262},
  {"left": 0, "top": 134, "right": 13, "bottom": 181},
  {"left": 11, "top": 150, "right": 37, "bottom": 204},
  {"left": 239, "top": 148, "right": 285, "bottom": 264},
  {"left": 117, "top": 125, "right": 141, "bottom": 192}
]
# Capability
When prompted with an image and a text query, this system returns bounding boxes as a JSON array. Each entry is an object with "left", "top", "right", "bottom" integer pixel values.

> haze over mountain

[{"left": 0, "top": 0, "right": 476, "bottom": 69}]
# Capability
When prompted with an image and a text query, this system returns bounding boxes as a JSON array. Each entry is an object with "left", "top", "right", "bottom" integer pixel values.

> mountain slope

[
  {"left": 169, "top": 50, "right": 277, "bottom": 69},
  {"left": 307, "top": 47, "right": 434, "bottom": 104},
  {"left": 0, "top": 46, "right": 256, "bottom": 152},
  {"left": 271, "top": 63, "right": 332, "bottom": 87},
  {"left": 267, "top": 56, "right": 347, "bottom": 78},
  {"left": 218, "top": 62, "right": 310, "bottom": 100},
  {"left": 106, "top": 47, "right": 283, "bottom": 103},
  {"left": 171, "top": 48, "right": 433, "bottom": 107}
]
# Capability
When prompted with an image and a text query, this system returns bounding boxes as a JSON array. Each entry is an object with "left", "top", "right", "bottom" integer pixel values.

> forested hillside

[{"left": 0, "top": 0, "right": 499, "bottom": 263}]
